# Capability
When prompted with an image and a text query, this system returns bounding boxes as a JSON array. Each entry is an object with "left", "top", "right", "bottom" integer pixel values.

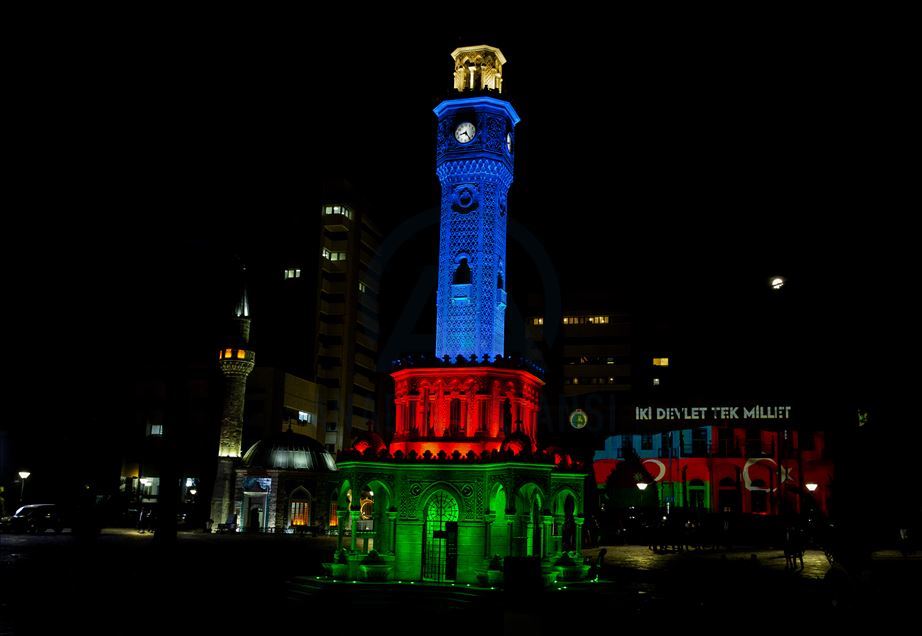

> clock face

[
  {"left": 454, "top": 121, "right": 476, "bottom": 144},
  {"left": 506, "top": 132, "right": 513, "bottom": 153}
]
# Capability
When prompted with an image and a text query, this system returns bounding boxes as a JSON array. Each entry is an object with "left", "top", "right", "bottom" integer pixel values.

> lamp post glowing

[
  {"left": 636, "top": 482, "right": 649, "bottom": 491},
  {"left": 805, "top": 483, "right": 818, "bottom": 492},
  {"left": 18, "top": 471, "right": 30, "bottom": 503},
  {"left": 770, "top": 276, "right": 786, "bottom": 290}
]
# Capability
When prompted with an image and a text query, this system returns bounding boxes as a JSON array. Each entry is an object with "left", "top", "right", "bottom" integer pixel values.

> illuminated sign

[
  {"left": 634, "top": 405, "right": 793, "bottom": 423},
  {"left": 569, "top": 409, "right": 589, "bottom": 429}
]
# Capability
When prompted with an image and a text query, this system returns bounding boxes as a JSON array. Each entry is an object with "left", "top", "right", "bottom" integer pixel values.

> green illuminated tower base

[{"left": 334, "top": 455, "right": 586, "bottom": 584}]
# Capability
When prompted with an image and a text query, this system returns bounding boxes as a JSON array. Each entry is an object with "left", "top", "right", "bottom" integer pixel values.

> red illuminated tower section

[{"left": 389, "top": 364, "right": 543, "bottom": 457}]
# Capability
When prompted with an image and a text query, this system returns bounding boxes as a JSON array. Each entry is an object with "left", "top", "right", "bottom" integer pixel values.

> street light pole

[{"left": 18, "top": 471, "right": 30, "bottom": 505}]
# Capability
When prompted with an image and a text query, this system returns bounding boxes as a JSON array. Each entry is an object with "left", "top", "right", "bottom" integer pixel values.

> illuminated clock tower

[
  {"left": 333, "top": 46, "right": 587, "bottom": 586},
  {"left": 435, "top": 45, "right": 519, "bottom": 361}
]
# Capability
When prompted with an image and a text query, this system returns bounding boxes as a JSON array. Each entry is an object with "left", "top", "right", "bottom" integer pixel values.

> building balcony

[
  {"left": 391, "top": 353, "right": 545, "bottom": 378},
  {"left": 318, "top": 368, "right": 341, "bottom": 381},
  {"left": 354, "top": 374, "right": 376, "bottom": 393},
  {"left": 355, "top": 352, "right": 376, "bottom": 371},
  {"left": 356, "top": 332, "right": 377, "bottom": 351},
  {"left": 352, "top": 393, "right": 376, "bottom": 412},
  {"left": 318, "top": 345, "right": 343, "bottom": 359},
  {"left": 319, "top": 324, "right": 344, "bottom": 336},
  {"left": 360, "top": 253, "right": 382, "bottom": 274},
  {"left": 358, "top": 294, "right": 379, "bottom": 313},
  {"left": 320, "top": 301, "right": 346, "bottom": 315},
  {"left": 320, "top": 260, "right": 348, "bottom": 274},
  {"left": 356, "top": 311, "right": 379, "bottom": 331}
]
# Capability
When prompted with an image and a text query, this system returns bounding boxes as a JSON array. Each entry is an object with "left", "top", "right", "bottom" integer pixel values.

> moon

[
  {"left": 643, "top": 459, "right": 667, "bottom": 482},
  {"left": 743, "top": 458, "right": 777, "bottom": 491}
]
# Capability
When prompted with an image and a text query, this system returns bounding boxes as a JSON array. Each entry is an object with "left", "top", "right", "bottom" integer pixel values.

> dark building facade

[{"left": 314, "top": 202, "right": 382, "bottom": 452}]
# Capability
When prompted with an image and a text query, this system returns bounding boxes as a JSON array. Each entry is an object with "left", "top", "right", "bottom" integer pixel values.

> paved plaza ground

[{"left": 2, "top": 529, "right": 918, "bottom": 634}]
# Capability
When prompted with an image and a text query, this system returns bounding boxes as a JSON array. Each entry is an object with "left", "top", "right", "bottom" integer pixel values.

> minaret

[
  {"left": 209, "top": 267, "right": 255, "bottom": 528},
  {"left": 434, "top": 45, "right": 519, "bottom": 361}
]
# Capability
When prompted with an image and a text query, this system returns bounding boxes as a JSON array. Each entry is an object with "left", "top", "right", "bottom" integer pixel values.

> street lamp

[
  {"left": 770, "top": 276, "right": 786, "bottom": 290},
  {"left": 805, "top": 483, "right": 818, "bottom": 492},
  {"left": 18, "top": 471, "right": 30, "bottom": 503},
  {"left": 636, "top": 482, "right": 649, "bottom": 491}
]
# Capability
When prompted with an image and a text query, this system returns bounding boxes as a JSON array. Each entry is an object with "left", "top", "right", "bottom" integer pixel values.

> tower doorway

[{"left": 422, "top": 491, "right": 459, "bottom": 582}]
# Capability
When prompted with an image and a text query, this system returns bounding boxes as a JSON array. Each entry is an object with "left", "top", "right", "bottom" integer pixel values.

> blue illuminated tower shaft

[{"left": 434, "top": 96, "right": 520, "bottom": 360}]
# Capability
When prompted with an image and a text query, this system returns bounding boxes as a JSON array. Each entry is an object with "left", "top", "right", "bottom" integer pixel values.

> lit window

[
  {"left": 290, "top": 500, "right": 310, "bottom": 526},
  {"left": 532, "top": 317, "right": 543, "bottom": 326},
  {"left": 224, "top": 348, "right": 233, "bottom": 359},
  {"left": 236, "top": 349, "right": 245, "bottom": 359},
  {"left": 323, "top": 205, "right": 352, "bottom": 220},
  {"left": 653, "top": 358, "right": 670, "bottom": 367},
  {"left": 284, "top": 269, "right": 301, "bottom": 280},
  {"left": 359, "top": 281, "right": 368, "bottom": 293},
  {"left": 298, "top": 411, "right": 313, "bottom": 423},
  {"left": 149, "top": 423, "right": 163, "bottom": 436},
  {"left": 606, "top": 357, "right": 615, "bottom": 365},
  {"left": 653, "top": 378, "right": 660, "bottom": 386},
  {"left": 322, "top": 248, "right": 346, "bottom": 261}
]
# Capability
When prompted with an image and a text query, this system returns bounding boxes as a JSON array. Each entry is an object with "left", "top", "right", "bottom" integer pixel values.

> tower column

[
  {"left": 337, "top": 510, "right": 349, "bottom": 551},
  {"left": 542, "top": 515, "right": 554, "bottom": 559},
  {"left": 484, "top": 512, "right": 495, "bottom": 558},
  {"left": 575, "top": 516, "right": 585, "bottom": 553},
  {"left": 350, "top": 510, "right": 360, "bottom": 551},
  {"left": 387, "top": 510, "right": 398, "bottom": 554}
]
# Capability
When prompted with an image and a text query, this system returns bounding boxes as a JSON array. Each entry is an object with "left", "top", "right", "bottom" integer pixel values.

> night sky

[{"left": 4, "top": 21, "right": 913, "bottom": 516}]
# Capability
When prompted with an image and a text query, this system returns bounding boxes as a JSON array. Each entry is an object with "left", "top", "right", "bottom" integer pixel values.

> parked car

[{"left": 9, "top": 504, "right": 64, "bottom": 534}]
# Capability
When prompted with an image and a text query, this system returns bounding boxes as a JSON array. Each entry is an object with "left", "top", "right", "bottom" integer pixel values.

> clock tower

[
  {"left": 333, "top": 45, "right": 587, "bottom": 585},
  {"left": 434, "top": 45, "right": 520, "bottom": 361}
]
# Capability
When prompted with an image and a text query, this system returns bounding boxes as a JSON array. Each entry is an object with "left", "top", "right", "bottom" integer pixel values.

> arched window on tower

[
  {"left": 453, "top": 258, "right": 472, "bottom": 285},
  {"left": 450, "top": 399, "right": 461, "bottom": 435}
]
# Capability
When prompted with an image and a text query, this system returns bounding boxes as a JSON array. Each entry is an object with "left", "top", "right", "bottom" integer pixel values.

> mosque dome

[{"left": 242, "top": 429, "right": 338, "bottom": 472}]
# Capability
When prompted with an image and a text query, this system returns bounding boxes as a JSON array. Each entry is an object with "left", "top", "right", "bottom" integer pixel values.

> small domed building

[{"left": 230, "top": 428, "right": 339, "bottom": 532}]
